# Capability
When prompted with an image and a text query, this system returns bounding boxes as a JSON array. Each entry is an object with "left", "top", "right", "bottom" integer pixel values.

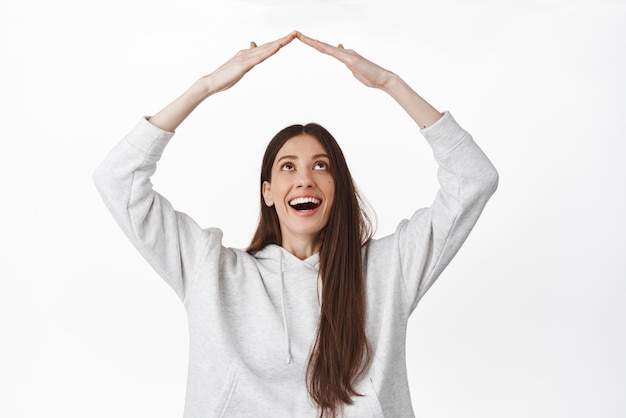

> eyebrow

[{"left": 276, "top": 153, "right": 329, "bottom": 164}]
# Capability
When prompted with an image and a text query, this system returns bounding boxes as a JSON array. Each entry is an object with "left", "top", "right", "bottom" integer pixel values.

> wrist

[
  {"left": 191, "top": 77, "right": 216, "bottom": 100},
  {"left": 380, "top": 72, "right": 402, "bottom": 94}
]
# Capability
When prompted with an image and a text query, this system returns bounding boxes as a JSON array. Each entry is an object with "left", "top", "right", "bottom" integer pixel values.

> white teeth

[{"left": 289, "top": 197, "right": 321, "bottom": 206}]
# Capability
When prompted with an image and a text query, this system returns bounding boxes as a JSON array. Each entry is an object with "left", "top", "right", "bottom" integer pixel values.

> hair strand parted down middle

[{"left": 248, "top": 123, "right": 374, "bottom": 418}]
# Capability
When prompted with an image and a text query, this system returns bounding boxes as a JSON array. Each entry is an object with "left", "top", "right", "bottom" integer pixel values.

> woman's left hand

[{"left": 295, "top": 32, "right": 394, "bottom": 90}]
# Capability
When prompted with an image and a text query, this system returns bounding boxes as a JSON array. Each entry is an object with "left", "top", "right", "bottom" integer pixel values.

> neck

[{"left": 281, "top": 236, "right": 321, "bottom": 260}]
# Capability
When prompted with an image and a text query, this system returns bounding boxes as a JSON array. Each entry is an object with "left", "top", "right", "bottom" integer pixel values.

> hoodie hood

[{"left": 254, "top": 244, "right": 320, "bottom": 271}]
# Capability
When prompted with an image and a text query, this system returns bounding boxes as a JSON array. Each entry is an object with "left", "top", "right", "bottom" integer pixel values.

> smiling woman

[
  {"left": 258, "top": 128, "right": 337, "bottom": 259},
  {"left": 249, "top": 123, "right": 371, "bottom": 415},
  {"left": 261, "top": 127, "right": 335, "bottom": 259},
  {"left": 93, "top": 31, "right": 498, "bottom": 418}
]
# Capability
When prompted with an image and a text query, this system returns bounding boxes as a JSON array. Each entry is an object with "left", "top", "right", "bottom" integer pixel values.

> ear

[{"left": 262, "top": 181, "right": 274, "bottom": 207}]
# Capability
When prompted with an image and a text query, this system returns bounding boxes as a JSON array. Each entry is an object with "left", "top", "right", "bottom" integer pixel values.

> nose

[{"left": 296, "top": 170, "right": 314, "bottom": 188}]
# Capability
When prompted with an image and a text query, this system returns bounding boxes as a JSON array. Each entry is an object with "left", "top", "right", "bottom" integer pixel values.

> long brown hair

[{"left": 248, "top": 123, "right": 373, "bottom": 417}]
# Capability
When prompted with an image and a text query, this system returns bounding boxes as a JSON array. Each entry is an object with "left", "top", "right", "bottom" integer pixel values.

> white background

[{"left": 2, "top": 0, "right": 625, "bottom": 416}]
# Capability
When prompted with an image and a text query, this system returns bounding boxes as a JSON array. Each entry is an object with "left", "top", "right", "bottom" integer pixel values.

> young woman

[{"left": 94, "top": 31, "right": 498, "bottom": 418}]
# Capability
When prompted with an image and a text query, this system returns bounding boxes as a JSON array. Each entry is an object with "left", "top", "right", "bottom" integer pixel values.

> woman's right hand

[
  {"left": 295, "top": 32, "right": 394, "bottom": 90},
  {"left": 200, "top": 31, "right": 297, "bottom": 94},
  {"left": 149, "top": 32, "right": 296, "bottom": 132},
  {"left": 295, "top": 31, "right": 442, "bottom": 129}
]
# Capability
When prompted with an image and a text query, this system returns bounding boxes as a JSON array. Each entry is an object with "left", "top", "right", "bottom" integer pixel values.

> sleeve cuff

[
  {"left": 420, "top": 111, "right": 471, "bottom": 156},
  {"left": 124, "top": 116, "right": 176, "bottom": 157}
]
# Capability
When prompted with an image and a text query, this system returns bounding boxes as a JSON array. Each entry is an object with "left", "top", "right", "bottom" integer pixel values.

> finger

[
  {"left": 297, "top": 32, "right": 353, "bottom": 67},
  {"left": 258, "top": 31, "right": 297, "bottom": 51},
  {"left": 246, "top": 31, "right": 297, "bottom": 65},
  {"left": 245, "top": 32, "right": 294, "bottom": 63},
  {"left": 280, "top": 30, "right": 298, "bottom": 46},
  {"left": 250, "top": 41, "right": 257, "bottom": 48},
  {"left": 296, "top": 32, "right": 324, "bottom": 49},
  {"left": 297, "top": 33, "right": 335, "bottom": 55}
]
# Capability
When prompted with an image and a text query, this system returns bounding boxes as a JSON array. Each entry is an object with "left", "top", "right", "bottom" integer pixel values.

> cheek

[
  {"left": 324, "top": 180, "right": 335, "bottom": 205},
  {"left": 325, "top": 177, "right": 335, "bottom": 193},
  {"left": 271, "top": 183, "right": 291, "bottom": 207}
]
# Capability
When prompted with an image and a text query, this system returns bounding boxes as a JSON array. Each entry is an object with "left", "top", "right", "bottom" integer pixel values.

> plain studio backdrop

[{"left": 1, "top": 0, "right": 624, "bottom": 416}]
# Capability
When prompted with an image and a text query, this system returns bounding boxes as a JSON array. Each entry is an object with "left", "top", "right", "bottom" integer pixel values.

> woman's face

[{"left": 262, "top": 134, "right": 335, "bottom": 249}]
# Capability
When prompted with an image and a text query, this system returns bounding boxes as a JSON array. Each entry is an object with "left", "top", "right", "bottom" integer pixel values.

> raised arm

[
  {"left": 295, "top": 32, "right": 442, "bottom": 129},
  {"left": 93, "top": 33, "right": 296, "bottom": 300},
  {"left": 150, "top": 31, "right": 296, "bottom": 132},
  {"left": 296, "top": 32, "right": 498, "bottom": 308}
]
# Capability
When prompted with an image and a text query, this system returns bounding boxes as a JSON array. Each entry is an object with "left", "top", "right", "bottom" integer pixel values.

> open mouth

[{"left": 289, "top": 196, "right": 321, "bottom": 211}]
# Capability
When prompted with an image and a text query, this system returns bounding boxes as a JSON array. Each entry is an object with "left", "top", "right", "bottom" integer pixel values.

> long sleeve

[
  {"left": 366, "top": 111, "right": 499, "bottom": 314},
  {"left": 405, "top": 111, "right": 498, "bottom": 309},
  {"left": 93, "top": 117, "right": 219, "bottom": 302}
]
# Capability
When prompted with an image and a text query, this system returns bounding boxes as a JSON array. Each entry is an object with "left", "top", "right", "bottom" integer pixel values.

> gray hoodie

[{"left": 93, "top": 111, "right": 498, "bottom": 417}]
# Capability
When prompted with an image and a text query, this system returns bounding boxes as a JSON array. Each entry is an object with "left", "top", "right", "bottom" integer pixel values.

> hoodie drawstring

[{"left": 279, "top": 252, "right": 292, "bottom": 364}]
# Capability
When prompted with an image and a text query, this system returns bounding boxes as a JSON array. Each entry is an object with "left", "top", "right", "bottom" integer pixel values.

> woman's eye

[
  {"left": 314, "top": 162, "right": 328, "bottom": 170},
  {"left": 281, "top": 163, "right": 294, "bottom": 171}
]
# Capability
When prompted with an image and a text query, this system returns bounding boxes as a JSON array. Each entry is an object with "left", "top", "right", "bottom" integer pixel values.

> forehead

[{"left": 275, "top": 134, "right": 327, "bottom": 158}]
